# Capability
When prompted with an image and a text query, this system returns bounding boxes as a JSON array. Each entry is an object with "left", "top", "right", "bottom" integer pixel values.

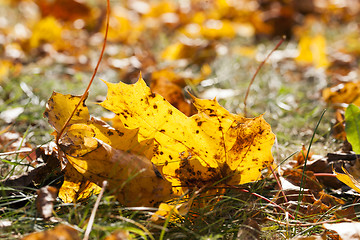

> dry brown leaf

[
  {"left": 324, "top": 222, "right": 360, "bottom": 240},
  {"left": 36, "top": 186, "right": 58, "bottom": 220}
]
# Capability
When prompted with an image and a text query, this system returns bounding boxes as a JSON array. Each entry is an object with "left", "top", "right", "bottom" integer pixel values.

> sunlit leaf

[
  {"left": 58, "top": 163, "right": 101, "bottom": 203},
  {"left": 100, "top": 76, "right": 275, "bottom": 195},
  {"left": 334, "top": 166, "right": 360, "bottom": 193},
  {"left": 45, "top": 92, "right": 172, "bottom": 206},
  {"left": 345, "top": 104, "right": 360, "bottom": 154}
]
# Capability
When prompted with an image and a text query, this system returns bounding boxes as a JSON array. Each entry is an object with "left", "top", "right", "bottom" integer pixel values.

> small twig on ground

[
  {"left": 243, "top": 36, "right": 285, "bottom": 117},
  {"left": 269, "top": 165, "right": 288, "bottom": 203},
  {"left": 229, "top": 185, "right": 295, "bottom": 219},
  {"left": 0, "top": 149, "right": 33, "bottom": 156},
  {"left": 266, "top": 216, "right": 348, "bottom": 227},
  {"left": 83, "top": 180, "right": 108, "bottom": 240}
]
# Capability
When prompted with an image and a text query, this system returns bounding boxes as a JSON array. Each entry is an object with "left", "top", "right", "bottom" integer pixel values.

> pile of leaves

[{"left": 3, "top": 0, "right": 360, "bottom": 239}]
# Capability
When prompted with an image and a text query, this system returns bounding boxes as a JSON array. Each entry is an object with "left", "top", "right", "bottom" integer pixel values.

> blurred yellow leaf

[
  {"left": 100, "top": 76, "right": 275, "bottom": 195},
  {"left": 296, "top": 33, "right": 329, "bottom": 68},
  {"left": 104, "top": 7, "right": 144, "bottom": 44},
  {"left": 29, "top": 16, "right": 62, "bottom": 49},
  {"left": 322, "top": 81, "right": 360, "bottom": 107},
  {"left": 200, "top": 19, "right": 236, "bottom": 39}
]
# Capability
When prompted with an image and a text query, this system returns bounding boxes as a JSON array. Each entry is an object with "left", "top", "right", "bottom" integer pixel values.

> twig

[
  {"left": 0, "top": 149, "right": 33, "bottom": 156},
  {"left": 243, "top": 36, "right": 285, "bottom": 117},
  {"left": 83, "top": 180, "right": 108, "bottom": 240},
  {"left": 269, "top": 165, "right": 288, "bottom": 203},
  {"left": 111, "top": 215, "right": 155, "bottom": 240},
  {"left": 313, "top": 173, "right": 336, "bottom": 177},
  {"left": 56, "top": 0, "right": 110, "bottom": 144},
  {"left": 266, "top": 216, "right": 349, "bottom": 227},
  {"left": 229, "top": 185, "right": 295, "bottom": 219}
]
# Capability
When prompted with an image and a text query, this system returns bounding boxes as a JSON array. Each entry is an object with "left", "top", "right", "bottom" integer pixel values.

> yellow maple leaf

[
  {"left": 100, "top": 76, "right": 275, "bottom": 195},
  {"left": 44, "top": 92, "right": 172, "bottom": 206},
  {"left": 61, "top": 124, "right": 173, "bottom": 206},
  {"left": 58, "top": 163, "right": 101, "bottom": 203}
]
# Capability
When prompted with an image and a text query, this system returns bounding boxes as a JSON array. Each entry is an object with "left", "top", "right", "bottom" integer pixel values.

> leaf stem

[
  {"left": 56, "top": 0, "right": 110, "bottom": 144},
  {"left": 243, "top": 36, "right": 285, "bottom": 117}
]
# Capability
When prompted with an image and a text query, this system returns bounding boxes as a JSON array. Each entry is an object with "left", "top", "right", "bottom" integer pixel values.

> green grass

[{"left": 1, "top": 2, "right": 360, "bottom": 240}]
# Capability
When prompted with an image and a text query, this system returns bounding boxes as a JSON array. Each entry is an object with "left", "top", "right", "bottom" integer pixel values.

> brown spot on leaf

[{"left": 115, "top": 130, "right": 124, "bottom": 136}]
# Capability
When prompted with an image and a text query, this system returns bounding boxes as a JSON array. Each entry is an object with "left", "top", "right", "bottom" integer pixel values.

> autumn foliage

[{"left": 3, "top": 0, "right": 360, "bottom": 239}]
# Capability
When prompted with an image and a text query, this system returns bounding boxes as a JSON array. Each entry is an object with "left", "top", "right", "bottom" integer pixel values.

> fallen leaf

[
  {"left": 104, "top": 230, "right": 132, "bottom": 240},
  {"left": 29, "top": 16, "right": 62, "bottom": 49},
  {"left": 283, "top": 169, "right": 323, "bottom": 192},
  {"left": 58, "top": 163, "right": 101, "bottom": 203},
  {"left": 60, "top": 124, "right": 173, "bottom": 206},
  {"left": 324, "top": 222, "right": 360, "bottom": 240},
  {"left": 237, "top": 218, "right": 261, "bottom": 240},
  {"left": 36, "top": 186, "right": 58, "bottom": 220},
  {"left": 334, "top": 167, "right": 360, "bottom": 193},
  {"left": 100, "top": 76, "right": 275, "bottom": 195},
  {"left": 345, "top": 104, "right": 360, "bottom": 153},
  {"left": 150, "top": 189, "right": 198, "bottom": 222},
  {"left": 150, "top": 69, "right": 197, "bottom": 116},
  {"left": 322, "top": 81, "right": 360, "bottom": 107},
  {"left": 22, "top": 224, "right": 80, "bottom": 240},
  {"left": 296, "top": 33, "right": 329, "bottom": 68},
  {"left": 35, "top": 0, "right": 91, "bottom": 22},
  {"left": 44, "top": 93, "right": 173, "bottom": 206},
  {"left": 294, "top": 145, "right": 313, "bottom": 166}
]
